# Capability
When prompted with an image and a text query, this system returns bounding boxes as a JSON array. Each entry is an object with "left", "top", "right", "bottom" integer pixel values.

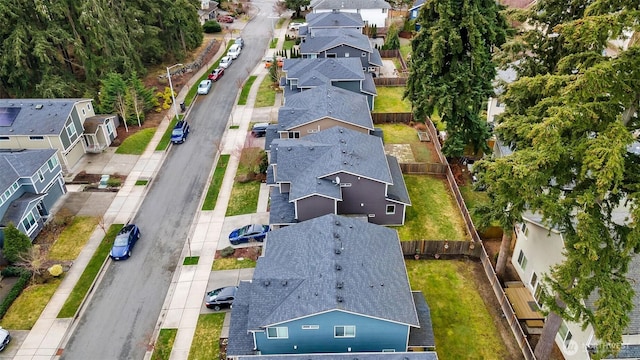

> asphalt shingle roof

[
  {"left": 306, "top": 11, "right": 364, "bottom": 28},
  {"left": 1, "top": 192, "right": 46, "bottom": 226},
  {"left": 386, "top": 155, "right": 411, "bottom": 205},
  {"left": 283, "top": 58, "right": 365, "bottom": 89},
  {"left": 300, "top": 28, "right": 373, "bottom": 54},
  {"left": 311, "top": 0, "right": 391, "bottom": 10},
  {"left": 0, "top": 149, "right": 57, "bottom": 191},
  {"left": 235, "top": 353, "right": 439, "bottom": 360},
  {"left": 268, "top": 188, "right": 297, "bottom": 225},
  {"left": 409, "top": 291, "right": 436, "bottom": 347},
  {"left": 0, "top": 99, "right": 88, "bottom": 136}
]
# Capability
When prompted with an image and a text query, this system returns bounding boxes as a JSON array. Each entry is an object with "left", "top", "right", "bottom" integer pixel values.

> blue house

[
  {"left": 408, "top": 0, "right": 425, "bottom": 30},
  {"left": 227, "top": 214, "right": 435, "bottom": 357},
  {"left": 0, "top": 149, "right": 65, "bottom": 244}
]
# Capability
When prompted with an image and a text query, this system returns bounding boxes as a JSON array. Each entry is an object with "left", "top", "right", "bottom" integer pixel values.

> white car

[
  {"left": 219, "top": 56, "right": 233, "bottom": 69},
  {"left": 197, "top": 80, "right": 212, "bottom": 95},
  {"left": 227, "top": 44, "right": 241, "bottom": 59},
  {"left": 288, "top": 22, "right": 307, "bottom": 31}
]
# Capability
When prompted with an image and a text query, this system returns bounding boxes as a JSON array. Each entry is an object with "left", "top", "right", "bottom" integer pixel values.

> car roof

[
  {"left": 218, "top": 286, "right": 238, "bottom": 296},
  {"left": 174, "top": 120, "right": 186, "bottom": 128}
]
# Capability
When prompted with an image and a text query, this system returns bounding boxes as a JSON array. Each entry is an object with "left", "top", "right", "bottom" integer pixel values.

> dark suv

[
  {"left": 251, "top": 122, "right": 269, "bottom": 137},
  {"left": 171, "top": 120, "right": 190, "bottom": 144},
  {"left": 205, "top": 286, "right": 237, "bottom": 310}
]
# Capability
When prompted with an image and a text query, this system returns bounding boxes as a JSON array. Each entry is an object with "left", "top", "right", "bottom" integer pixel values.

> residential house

[
  {"left": 512, "top": 212, "right": 640, "bottom": 359},
  {"left": 299, "top": 28, "right": 384, "bottom": 76},
  {"left": 264, "top": 84, "right": 375, "bottom": 150},
  {"left": 309, "top": 0, "right": 391, "bottom": 28},
  {"left": 198, "top": 0, "right": 218, "bottom": 24},
  {"left": 266, "top": 126, "right": 410, "bottom": 227},
  {"left": 234, "top": 354, "right": 439, "bottom": 360},
  {"left": 0, "top": 149, "right": 65, "bottom": 244},
  {"left": 408, "top": 0, "right": 425, "bottom": 30},
  {"left": 281, "top": 58, "right": 377, "bottom": 110},
  {"left": 227, "top": 214, "right": 436, "bottom": 357},
  {"left": 302, "top": 10, "right": 365, "bottom": 36},
  {"left": 0, "top": 99, "right": 119, "bottom": 172}
]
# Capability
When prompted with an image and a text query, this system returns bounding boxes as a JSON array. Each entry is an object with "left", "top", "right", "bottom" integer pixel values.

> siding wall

[{"left": 297, "top": 196, "right": 335, "bottom": 221}]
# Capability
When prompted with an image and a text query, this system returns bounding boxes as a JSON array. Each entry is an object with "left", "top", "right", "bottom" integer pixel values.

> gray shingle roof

[
  {"left": 362, "top": 72, "right": 378, "bottom": 95},
  {"left": 300, "top": 28, "right": 373, "bottom": 54},
  {"left": 311, "top": 0, "right": 391, "bottom": 10},
  {"left": 227, "top": 281, "right": 257, "bottom": 356},
  {"left": 409, "top": 291, "right": 436, "bottom": 348},
  {"left": 268, "top": 188, "right": 297, "bottom": 225},
  {"left": 370, "top": 48, "right": 384, "bottom": 67},
  {"left": 0, "top": 149, "right": 57, "bottom": 191},
  {"left": 243, "top": 214, "right": 419, "bottom": 328},
  {"left": 277, "top": 85, "right": 374, "bottom": 131},
  {"left": 306, "top": 11, "right": 364, "bottom": 28},
  {"left": 283, "top": 58, "right": 365, "bottom": 89},
  {"left": 1, "top": 192, "right": 46, "bottom": 226},
  {"left": 235, "top": 353, "right": 439, "bottom": 360},
  {"left": 386, "top": 155, "right": 411, "bottom": 205},
  {"left": 0, "top": 99, "right": 88, "bottom": 136},
  {"left": 410, "top": 0, "right": 426, "bottom": 10}
]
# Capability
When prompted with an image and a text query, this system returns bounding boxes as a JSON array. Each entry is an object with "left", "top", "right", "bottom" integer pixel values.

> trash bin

[{"left": 180, "top": 102, "right": 186, "bottom": 112}]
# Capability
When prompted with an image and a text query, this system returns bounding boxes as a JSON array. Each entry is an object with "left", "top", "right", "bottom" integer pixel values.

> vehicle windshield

[
  {"left": 114, "top": 234, "right": 128, "bottom": 246},
  {"left": 172, "top": 129, "right": 183, "bottom": 136},
  {"left": 199, "top": 83, "right": 207, "bottom": 88},
  {"left": 237, "top": 225, "right": 252, "bottom": 236}
]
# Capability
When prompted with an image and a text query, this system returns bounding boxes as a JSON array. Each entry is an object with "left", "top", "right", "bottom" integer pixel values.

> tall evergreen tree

[{"left": 404, "top": 0, "right": 508, "bottom": 157}]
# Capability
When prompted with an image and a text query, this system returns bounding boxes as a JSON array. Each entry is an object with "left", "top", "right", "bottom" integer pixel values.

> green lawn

[
  {"left": 255, "top": 75, "right": 277, "bottom": 108},
  {"left": 202, "top": 155, "right": 230, "bottom": 210},
  {"left": 459, "top": 183, "right": 491, "bottom": 226},
  {"left": 377, "top": 123, "right": 433, "bottom": 162},
  {"left": 283, "top": 40, "right": 295, "bottom": 50},
  {"left": 0, "top": 279, "right": 62, "bottom": 329},
  {"left": 269, "top": 38, "right": 277, "bottom": 49},
  {"left": 406, "top": 260, "right": 509, "bottom": 360},
  {"left": 135, "top": 179, "right": 149, "bottom": 186},
  {"left": 373, "top": 87, "right": 412, "bottom": 113},
  {"left": 156, "top": 116, "right": 181, "bottom": 151},
  {"left": 226, "top": 181, "right": 260, "bottom": 216},
  {"left": 238, "top": 76, "right": 257, "bottom": 105},
  {"left": 212, "top": 257, "right": 257, "bottom": 270},
  {"left": 394, "top": 175, "right": 468, "bottom": 241},
  {"left": 188, "top": 313, "right": 226, "bottom": 360},
  {"left": 183, "top": 256, "right": 200, "bottom": 265},
  {"left": 400, "top": 42, "right": 412, "bottom": 61},
  {"left": 116, "top": 127, "right": 156, "bottom": 154},
  {"left": 152, "top": 328, "right": 178, "bottom": 360},
  {"left": 57, "top": 224, "right": 122, "bottom": 318},
  {"left": 48, "top": 216, "right": 99, "bottom": 260}
]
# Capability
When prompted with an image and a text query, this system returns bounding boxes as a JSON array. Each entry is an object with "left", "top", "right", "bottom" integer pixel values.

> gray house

[
  {"left": 0, "top": 99, "right": 119, "bottom": 172},
  {"left": 264, "top": 85, "right": 375, "bottom": 150},
  {"left": 299, "top": 28, "right": 384, "bottom": 76},
  {"left": 227, "top": 214, "right": 436, "bottom": 357},
  {"left": 0, "top": 149, "right": 65, "bottom": 244},
  {"left": 310, "top": 0, "right": 391, "bottom": 28},
  {"left": 300, "top": 10, "right": 365, "bottom": 37},
  {"left": 267, "top": 126, "right": 410, "bottom": 227},
  {"left": 281, "top": 58, "right": 377, "bottom": 110}
]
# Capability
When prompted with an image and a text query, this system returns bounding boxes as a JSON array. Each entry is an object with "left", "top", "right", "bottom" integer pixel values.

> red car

[
  {"left": 208, "top": 68, "right": 224, "bottom": 81},
  {"left": 217, "top": 15, "right": 234, "bottom": 23}
]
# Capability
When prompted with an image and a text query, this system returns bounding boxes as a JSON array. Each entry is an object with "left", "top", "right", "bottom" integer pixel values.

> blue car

[
  {"left": 110, "top": 224, "right": 141, "bottom": 260},
  {"left": 171, "top": 120, "right": 190, "bottom": 144},
  {"left": 229, "top": 224, "right": 269, "bottom": 245}
]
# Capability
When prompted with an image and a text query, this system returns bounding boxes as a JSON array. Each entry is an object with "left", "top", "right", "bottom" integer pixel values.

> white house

[{"left": 309, "top": 0, "right": 391, "bottom": 28}]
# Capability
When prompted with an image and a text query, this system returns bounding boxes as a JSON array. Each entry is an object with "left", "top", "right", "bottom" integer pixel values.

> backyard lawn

[
  {"left": 373, "top": 87, "right": 412, "bottom": 113},
  {"left": 376, "top": 123, "right": 433, "bottom": 162},
  {"left": 406, "top": 259, "right": 509, "bottom": 360}
]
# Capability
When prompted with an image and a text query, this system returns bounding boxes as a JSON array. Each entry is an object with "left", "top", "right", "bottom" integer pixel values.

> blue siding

[{"left": 255, "top": 310, "right": 409, "bottom": 354}]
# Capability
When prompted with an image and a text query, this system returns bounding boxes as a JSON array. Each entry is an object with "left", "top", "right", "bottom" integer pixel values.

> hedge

[{"left": 0, "top": 268, "right": 32, "bottom": 320}]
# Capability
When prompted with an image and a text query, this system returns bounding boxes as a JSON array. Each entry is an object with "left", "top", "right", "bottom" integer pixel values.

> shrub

[
  {"left": 2, "top": 266, "right": 28, "bottom": 277},
  {"left": 3, "top": 223, "right": 32, "bottom": 264},
  {"left": 203, "top": 20, "right": 222, "bottom": 33},
  {"left": 221, "top": 246, "right": 235, "bottom": 258},
  {"left": 49, "top": 264, "right": 64, "bottom": 277},
  {"left": 0, "top": 269, "right": 31, "bottom": 319}
]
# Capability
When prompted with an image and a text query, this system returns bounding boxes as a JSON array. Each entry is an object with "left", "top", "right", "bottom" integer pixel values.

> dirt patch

[{"left": 214, "top": 246, "right": 261, "bottom": 261}]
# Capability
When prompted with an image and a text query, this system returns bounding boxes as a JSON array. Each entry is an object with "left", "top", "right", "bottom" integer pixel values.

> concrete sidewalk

[{"left": 12, "top": 17, "right": 289, "bottom": 360}]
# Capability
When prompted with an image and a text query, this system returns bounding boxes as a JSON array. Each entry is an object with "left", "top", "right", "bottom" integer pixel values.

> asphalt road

[{"left": 61, "top": 1, "right": 275, "bottom": 359}]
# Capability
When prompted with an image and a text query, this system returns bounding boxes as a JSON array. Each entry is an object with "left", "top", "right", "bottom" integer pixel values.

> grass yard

[
  {"left": 283, "top": 40, "right": 295, "bottom": 50},
  {"left": 152, "top": 328, "right": 178, "bottom": 360},
  {"left": 373, "top": 87, "right": 412, "bottom": 113},
  {"left": 459, "top": 183, "right": 491, "bottom": 225},
  {"left": 202, "top": 155, "right": 230, "bottom": 210},
  {"left": 57, "top": 224, "right": 122, "bottom": 318},
  {"left": 255, "top": 75, "right": 277, "bottom": 108},
  {"left": 406, "top": 260, "right": 508, "bottom": 360},
  {"left": 183, "top": 256, "right": 200, "bottom": 265},
  {"left": 269, "top": 38, "right": 277, "bottom": 49},
  {"left": 188, "top": 313, "right": 226, "bottom": 360},
  {"left": 116, "top": 127, "right": 156, "bottom": 154},
  {"left": 48, "top": 216, "right": 99, "bottom": 260},
  {"left": 238, "top": 76, "right": 257, "bottom": 105},
  {"left": 395, "top": 175, "right": 468, "bottom": 241},
  {"left": 0, "top": 278, "right": 62, "bottom": 329},
  {"left": 377, "top": 123, "right": 433, "bottom": 162},
  {"left": 156, "top": 116, "right": 181, "bottom": 151},
  {"left": 212, "top": 257, "right": 256, "bottom": 270},
  {"left": 135, "top": 179, "right": 149, "bottom": 186},
  {"left": 400, "top": 42, "right": 412, "bottom": 61},
  {"left": 226, "top": 181, "right": 260, "bottom": 216}
]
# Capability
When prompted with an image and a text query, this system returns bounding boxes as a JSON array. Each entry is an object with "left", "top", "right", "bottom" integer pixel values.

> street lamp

[{"left": 166, "top": 63, "right": 183, "bottom": 120}]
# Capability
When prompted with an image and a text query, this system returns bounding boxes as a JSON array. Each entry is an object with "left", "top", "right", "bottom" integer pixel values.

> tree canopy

[
  {"left": 478, "top": 0, "right": 640, "bottom": 357},
  {"left": 0, "top": 0, "right": 203, "bottom": 98},
  {"left": 405, "top": 0, "right": 508, "bottom": 157}
]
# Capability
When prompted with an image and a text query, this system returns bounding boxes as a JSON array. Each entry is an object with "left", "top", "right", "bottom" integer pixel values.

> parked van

[{"left": 227, "top": 44, "right": 241, "bottom": 59}]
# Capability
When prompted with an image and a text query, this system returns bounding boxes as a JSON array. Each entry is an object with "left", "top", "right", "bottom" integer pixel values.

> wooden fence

[
  {"left": 374, "top": 77, "right": 407, "bottom": 86},
  {"left": 401, "top": 240, "right": 482, "bottom": 258},
  {"left": 379, "top": 49, "right": 408, "bottom": 71},
  {"left": 372, "top": 112, "right": 413, "bottom": 124},
  {"left": 400, "top": 162, "right": 448, "bottom": 175}
]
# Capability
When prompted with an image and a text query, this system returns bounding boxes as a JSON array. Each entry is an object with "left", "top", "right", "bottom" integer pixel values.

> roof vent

[
  {"left": 35, "top": 104, "right": 43, "bottom": 110},
  {"left": 336, "top": 281, "right": 344, "bottom": 289},
  {"left": 335, "top": 220, "right": 340, "bottom": 226},
  {"left": 334, "top": 248, "right": 341, "bottom": 254},
  {"left": 335, "top": 264, "right": 342, "bottom": 271},
  {"left": 333, "top": 232, "right": 340, "bottom": 238},
  {"left": 264, "top": 280, "right": 271, "bottom": 286},
  {"left": 337, "top": 296, "right": 344, "bottom": 303},
  {"left": 281, "top": 280, "right": 288, "bottom": 286}
]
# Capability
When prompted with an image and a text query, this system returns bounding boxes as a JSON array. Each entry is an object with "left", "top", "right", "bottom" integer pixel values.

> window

[
  {"left": 301, "top": 325, "right": 319, "bottom": 330},
  {"left": 22, "top": 212, "right": 37, "bottom": 233},
  {"left": 82, "top": 108, "right": 86, "bottom": 115},
  {"left": 386, "top": 205, "right": 396, "bottom": 214},
  {"left": 38, "top": 170, "right": 45, "bottom": 182},
  {"left": 0, "top": 136, "right": 9, "bottom": 141},
  {"left": 106, "top": 118, "right": 114, "bottom": 136},
  {"left": 517, "top": 250, "right": 528, "bottom": 270},
  {"left": 47, "top": 156, "right": 59, "bottom": 171},
  {"left": 339, "top": 183, "right": 351, "bottom": 187},
  {"left": 558, "top": 321, "right": 573, "bottom": 348},
  {"left": 87, "top": 103, "right": 92, "bottom": 110},
  {"left": 520, "top": 223, "right": 526, "bottom": 233},
  {"left": 288, "top": 131, "right": 300, "bottom": 139},
  {"left": 382, "top": 8, "right": 387, "bottom": 13},
  {"left": 12, "top": 182, "right": 18, "bottom": 191},
  {"left": 530, "top": 272, "right": 538, "bottom": 289},
  {"left": 334, "top": 325, "right": 355, "bottom": 338},
  {"left": 382, "top": 349, "right": 395, "bottom": 352},
  {"left": 326, "top": 53, "right": 337, "bottom": 58},
  {"left": 266, "top": 327, "right": 288, "bottom": 339},
  {"left": 29, "top": 136, "right": 44, "bottom": 140},
  {"left": 3, "top": 189, "right": 10, "bottom": 199},
  {"left": 66, "top": 122, "right": 77, "bottom": 138}
]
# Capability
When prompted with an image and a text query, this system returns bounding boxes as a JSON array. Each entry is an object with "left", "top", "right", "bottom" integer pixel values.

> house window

[
  {"left": 38, "top": 170, "right": 45, "bottom": 182},
  {"left": 517, "top": 250, "right": 528, "bottom": 270},
  {"left": 382, "top": 8, "right": 387, "bottom": 13},
  {"left": 334, "top": 325, "right": 356, "bottom": 338},
  {"left": 22, "top": 211, "right": 37, "bottom": 233},
  {"left": 66, "top": 122, "right": 77, "bottom": 138},
  {"left": 327, "top": 53, "right": 337, "bottom": 58},
  {"left": 386, "top": 205, "right": 396, "bottom": 214},
  {"left": 301, "top": 325, "right": 319, "bottom": 330},
  {"left": 0, "top": 136, "right": 9, "bottom": 141},
  {"left": 382, "top": 349, "right": 395, "bottom": 352},
  {"left": 106, "top": 118, "right": 114, "bottom": 136},
  {"left": 29, "top": 136, "right": 44, "bottom": 140},
  {"left": 266, "top": 327, "right": 288, "bottom": 339},
  {"left": 531, "top": 272, "right": 538, "bottom": 289},
  {"left": 82, "top": 108, "right": 86, "bottom": 115},
  {"left": 87, "top": 103, "right": 92, "bottom": 110},
  {"left": 47, "top": 156, "right": 59, "bottom": 171},
  {"left": 3, "top": 189, "right": 10, "bottom": 199},
  {"left": 558, "top": 321, "right": 573, "bottom": 348},
  {"left": 288, "top": 131, "right": 300, "bottom": 139},
  {"left": 12, "top": 182, "right": 18, "bottom": 191},
  {"left": 520, "top": 223, "right": 526, "bottom": 233},
  {"left": 339, "top": 183, "right": 351, "bottom": 187}
]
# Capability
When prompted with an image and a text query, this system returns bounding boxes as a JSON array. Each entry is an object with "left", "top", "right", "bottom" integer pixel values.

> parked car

[
  {"left": 205, "top": 286, "right": 238, "bottom": 310},
  {"left": 197, "top": 79, "right": 212, "bottom": 95},
  {"left": 110, "top": 224, "right": 141, "bottom": 260},
  {"left": 219, "top": 56, "right": 233, "bottom": 69},
  {"left": 234, "top": 37, "right": 244, "bottom": 49},
  {"left": 171, "top": 120, "right": 190, "bottom": 144},
  {"left": 0, "top": 327, "right": 10, "bottom": 352},
  {"left": 227, "top": 43, "right": 242, "bottom": 59},
  {"left": 217, "top": 15, "right": 234, "bottom": 23},
  {"left": 208, "top": 67, "right": 224, "bottom": 81},
  {"left": 288, "top": 21, "right": 307, "bottom": 30},
  {"left": 229, "top": 224, "right": 270, "bottom": 245},
  {"left": 251, "top": 122, "right": 269, "bottom": 137}
]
